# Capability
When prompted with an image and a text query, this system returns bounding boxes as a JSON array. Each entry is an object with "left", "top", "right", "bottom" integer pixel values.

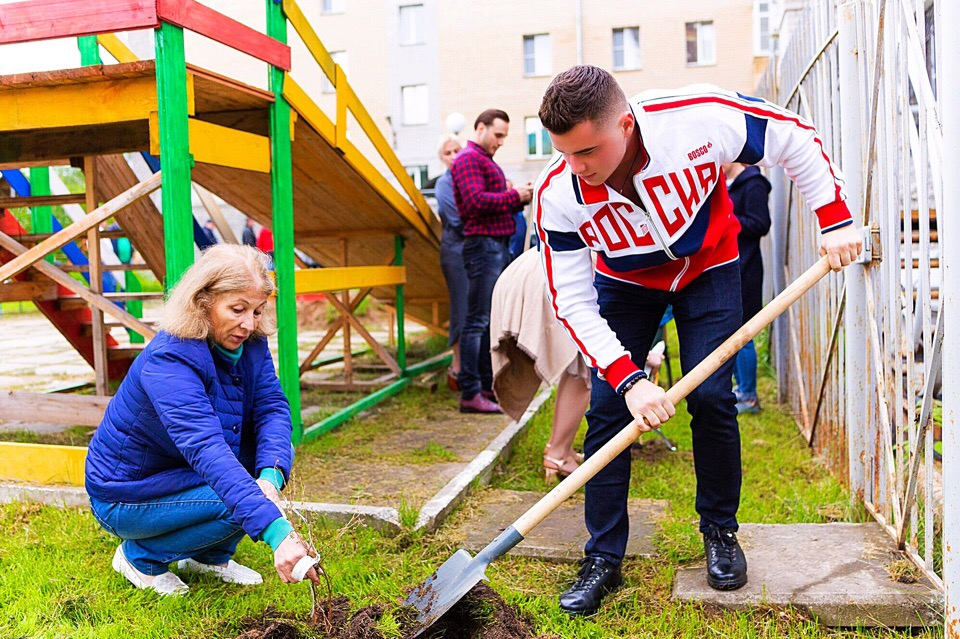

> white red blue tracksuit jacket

[{"left": 534, "top": 84, "right": 852, "bottom": 393}]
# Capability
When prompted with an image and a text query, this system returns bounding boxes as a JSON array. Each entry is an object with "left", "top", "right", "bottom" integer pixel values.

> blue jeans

[
  {"left": 734, "top": 339, "right": 757, "bottom": 397},
  {"left": 459, "top": 235, "right": 511, "bottom": 399},
  {"left": 584, "top": 263, "right": 742, "bottom": 564},
  {"left": 90, "top": 485, "right": 245, "bottom": 575}
]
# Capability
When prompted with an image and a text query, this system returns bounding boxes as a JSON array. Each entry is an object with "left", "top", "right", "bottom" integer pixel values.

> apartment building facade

[
  {"left": 114, "top": 1, "right": 779, "bottom": 194},
  {"left": 307, "top": 0, "right": 778, "bottom": 186}
]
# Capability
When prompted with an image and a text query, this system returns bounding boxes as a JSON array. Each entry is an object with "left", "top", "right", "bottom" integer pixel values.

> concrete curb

[
  {"left": 415, "top": 387, "right": 553, "bottom": 533},
  {"left": 0, "top": 483, "right": 88, "bottom": 508},
  {"left": 288, "top": 500, "right": 401, "bottom": 536}
]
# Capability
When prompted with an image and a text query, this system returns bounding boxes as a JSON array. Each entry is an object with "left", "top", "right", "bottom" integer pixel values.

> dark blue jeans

[
  {"left": 459, "top": 235, "right": 511, "bottom": 399},
  {"left": 734, "top": 339, "right": 758, "bottom": 397},
  {"left": 90, "top": 484, "right": 245, "bottom": 575},
  {"left": 584, "top": 263, "right": 742, "bottom": 565}
]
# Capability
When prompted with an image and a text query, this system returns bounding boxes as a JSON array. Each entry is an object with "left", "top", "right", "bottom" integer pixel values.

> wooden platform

[{"left": 0, "top": 61, "right": 447, "bottom": 328}]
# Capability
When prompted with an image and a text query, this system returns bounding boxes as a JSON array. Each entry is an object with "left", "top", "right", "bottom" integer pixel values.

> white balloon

[{"left": 445, "top": 112, "right": 467, "bottom": 134}]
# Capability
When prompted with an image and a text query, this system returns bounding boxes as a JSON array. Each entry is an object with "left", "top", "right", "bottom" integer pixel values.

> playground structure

[{"left": 0, "top": 0, "right": 452, "bottom": 479}]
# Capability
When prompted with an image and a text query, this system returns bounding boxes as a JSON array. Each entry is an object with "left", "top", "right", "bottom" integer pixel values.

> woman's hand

[
  {"left": 624, "top": 379, "right": 675, "bottom": 432},
  {"left": 274, "top": 533, "right": 322, "bottom": 585},
  {"left": 256, "top": 478, "right": 283, "bottom": 508}
]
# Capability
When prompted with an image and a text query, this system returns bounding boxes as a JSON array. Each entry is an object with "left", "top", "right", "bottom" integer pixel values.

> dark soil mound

[
  {"left": 416, "top": 583, "right": 538, "bottom": 639},
  {"left": 232, "top": 584, "right": 542, "bottom": 639}
]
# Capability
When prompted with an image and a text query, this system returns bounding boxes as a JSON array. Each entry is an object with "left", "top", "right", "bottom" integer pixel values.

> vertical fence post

[
  {"left": 940, "top": 0, "right": 959, "bottom": 631},
  {"left": 838, "top": 1, "right": 869, "bottom": 499},
  {"left": 266, "top": 0, "right": 303, "bottom": 445},
  {"left": 154, "top": 21, "right": 194, "bottom": 288},
  {"left": 395, "top": 235, "right": 406, "bottom": 375}
]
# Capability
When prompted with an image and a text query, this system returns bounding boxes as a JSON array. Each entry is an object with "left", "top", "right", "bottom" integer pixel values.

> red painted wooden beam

[
  {"left": 0, "top": 0, "right": 158, "bottom": 45},
  {"left": 156, "top": 0, "right": 291, "bottom": 71}
]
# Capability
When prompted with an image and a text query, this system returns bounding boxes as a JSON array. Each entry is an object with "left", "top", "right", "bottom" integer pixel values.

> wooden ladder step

[
  {"left": 58, "top": 263, "right": 153, "bottom": 273},
  {"left": 58, "top": 291, "right": 164, "bottom": 310},
  {"left": 108, "top": 345, "right": 146, "bottom": 360}
]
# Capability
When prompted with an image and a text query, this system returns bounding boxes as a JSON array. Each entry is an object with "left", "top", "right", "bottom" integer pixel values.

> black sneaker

[
  {"left": 703, "top": 526, "right": 748, "bottom": 590},
  {"left": 558, "top": 556, "right": 623, "bottom": 616}
]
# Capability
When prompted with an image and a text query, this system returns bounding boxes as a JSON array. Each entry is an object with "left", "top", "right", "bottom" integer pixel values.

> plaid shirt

[{"left": 450, "top": 141, "right": 521, "bottom": 237}]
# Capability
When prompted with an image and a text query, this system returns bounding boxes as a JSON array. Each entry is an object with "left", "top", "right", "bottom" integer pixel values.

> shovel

[{"left": 404, "top": 256, "right": 832, "bottom": 635}]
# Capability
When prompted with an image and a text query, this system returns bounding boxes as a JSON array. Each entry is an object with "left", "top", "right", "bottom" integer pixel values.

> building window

[
  {"left": 754, "top": 0, "right": 777, "bottom": 56},
  {"left": 406, "top": 165, "right": 429, "bottom": 189},
  {"left": 523, "top": 34, "right": 551, "bottom": 77},
  {"left": 612, "top": 27, "right": 641, "bottom": 71},
  {"left": 401, "top": 84, "right": 429, "bottom": 125},
  {"left": 321, "top": 51, "right": 348, "bottom": 94},
  {"left": 399, "top": 4, "right": 424, "bottom": 46},
  {"left": 685, "top": 21, "right": 716, "bottom": 66},
  {"left": 322, "top": 0, "right": 345, "bottom": 14},
  {"left": 525, "top": 117, "right": 553, "bottom": 159}
]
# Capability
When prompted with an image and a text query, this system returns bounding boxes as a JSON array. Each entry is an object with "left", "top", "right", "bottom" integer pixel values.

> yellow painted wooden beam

[
  {"left": 282, "top": 0, "right": 336, "bottom": 84},
  {"left": 283, "top": 74, "right": 334, "bottom": 143},
  {"left": 0, "top": 442, "right": 86, "bottom": 485},
  {"left": 0, "top": 76, "right": 157, "bottom": 131},
  {"left": 339, "top": 139, "right": 437, "bottom": 241},
  {"left": 188, "top": 118, "right": 270, "bottom": 173},
  {"left": 294, "top": 265, "right": 405, "bottom": 293},
  {"left": 338, "top": 77, "right": 437, "bottom": 238},
  {"left": 97, "top": 33, "right": 139, "bottom": 64},
  {"left": 150, "top": 115, "right": 270, "bottom": 173}
]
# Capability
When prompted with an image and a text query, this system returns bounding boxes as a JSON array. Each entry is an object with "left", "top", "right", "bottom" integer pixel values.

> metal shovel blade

[{"left": 403, "top": 549, "right": 489, "bottom": 636}]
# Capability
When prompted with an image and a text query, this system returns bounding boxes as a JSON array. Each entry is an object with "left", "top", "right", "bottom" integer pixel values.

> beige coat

[{"left": 491, "top": 250, "right": 588, "bottom": 421}]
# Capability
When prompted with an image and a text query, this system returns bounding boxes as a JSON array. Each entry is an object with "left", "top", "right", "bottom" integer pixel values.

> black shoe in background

[
  {"left": 558, "top": 556, "right": 623, "bottom": 616},
  {"left": 703, "top": 525, "right": 748, "bottom": 590}
]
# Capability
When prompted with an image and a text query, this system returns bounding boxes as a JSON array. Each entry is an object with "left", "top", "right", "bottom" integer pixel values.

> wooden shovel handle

[{"left": 512, "top": 255, "right": 832, "bottom": 537}]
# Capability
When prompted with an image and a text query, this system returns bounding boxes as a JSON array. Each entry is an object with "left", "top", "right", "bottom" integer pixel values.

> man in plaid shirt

[{"left": 451, "top": 109, "right": 534, "bottom": 413}]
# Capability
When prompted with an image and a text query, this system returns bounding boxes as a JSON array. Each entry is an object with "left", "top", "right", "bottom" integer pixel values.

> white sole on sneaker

[
  {"left": 112, "top": 545, "right": 188, "bottom": 596},
  {"left": 177, "top": 558, "right": 263, "bottom": 585}
]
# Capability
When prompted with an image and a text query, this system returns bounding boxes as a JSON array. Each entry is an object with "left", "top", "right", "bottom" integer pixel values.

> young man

[
  {"left": 534, "top": 65, "right": 860, "bottom": 616},
  {"left": 451, "top": 109, "right": 533, "bottom": 414}
]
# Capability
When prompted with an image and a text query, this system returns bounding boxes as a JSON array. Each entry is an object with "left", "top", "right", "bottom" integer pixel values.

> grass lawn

[{"left": 0, "top": 331, "right": 942, "bottom": 638}]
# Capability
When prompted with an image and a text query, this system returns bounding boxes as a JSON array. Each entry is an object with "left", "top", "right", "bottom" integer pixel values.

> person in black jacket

[{"left": 723, "top": 162, "right": 772, "bottom": 414}]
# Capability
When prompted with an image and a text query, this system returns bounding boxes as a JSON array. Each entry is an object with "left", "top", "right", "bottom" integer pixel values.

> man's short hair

[
  {"left": 539, "top": 65, "right": 629, "bottom": 135},
  {"left": 474, "top": 109, "right": 510, "bottom": 130}
]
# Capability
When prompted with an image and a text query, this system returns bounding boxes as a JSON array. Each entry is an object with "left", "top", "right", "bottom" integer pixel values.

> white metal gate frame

[{"left": 756, "top": 0, "right": 952, "bottom": 621}]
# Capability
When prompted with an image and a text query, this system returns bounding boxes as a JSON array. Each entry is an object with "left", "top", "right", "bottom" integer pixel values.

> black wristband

[{"left": 617, "top": 370, "right": 648, "bottom": 396}]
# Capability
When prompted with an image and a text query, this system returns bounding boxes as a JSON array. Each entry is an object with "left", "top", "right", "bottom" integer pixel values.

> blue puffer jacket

[{"left": 85, "top": 331, "right": 293, "bottom": 540}]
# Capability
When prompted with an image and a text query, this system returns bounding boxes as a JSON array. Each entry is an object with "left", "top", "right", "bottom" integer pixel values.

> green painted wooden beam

[
  {"left": 154, "top": 22, "right": 194, "bottom": 289},
  {"left": 266, "top": 0, "right": 302, "bottom": 445},
  {"left": 300, "top": 378, "right": 411, "bottom": 443},
  {"left": 28, "top": 168, "right": 52, "bottom": 263},
  {"left": 403, "top": 353, "right": 452, "bottom": 378},
  {"left": 77, "top": 35, "right": 100, "bottom": 66}
]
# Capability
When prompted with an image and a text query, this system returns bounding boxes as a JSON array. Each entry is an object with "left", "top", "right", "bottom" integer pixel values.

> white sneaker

[
  {"left": 112, "top": 545, "right": 189, "bottom": 596},
  {"left": 176, "top": 558, "right": 263, "bottom": 585}
]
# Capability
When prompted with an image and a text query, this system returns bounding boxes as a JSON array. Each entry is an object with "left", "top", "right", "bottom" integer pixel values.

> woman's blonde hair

[
  {"left": 159, "top": 244, "right": 277, "bottom": 340},
  {"left": 437, "top": 133, "right": 461, "bottom": 158}
]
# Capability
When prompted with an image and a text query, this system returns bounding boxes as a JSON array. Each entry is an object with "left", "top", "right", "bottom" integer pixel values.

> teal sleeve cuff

[
  {"left": 258, "top": 467, "right": 285, "bottom": 491},
  {"left": 261, "top": 516, "right": 295, "bottom": 551}
]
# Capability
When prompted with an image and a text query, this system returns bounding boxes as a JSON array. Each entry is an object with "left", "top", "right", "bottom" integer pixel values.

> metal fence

[{"left": 756, "top": 0, "right": 944, "bottom": 594}]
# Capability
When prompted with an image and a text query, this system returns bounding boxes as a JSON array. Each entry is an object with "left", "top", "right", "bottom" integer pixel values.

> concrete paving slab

[
  {"left": 672, "top": 523, "right": 943, "bottom": 627},
  {"left": 458, "top": 489, "right": 669, "bottom": 562}
]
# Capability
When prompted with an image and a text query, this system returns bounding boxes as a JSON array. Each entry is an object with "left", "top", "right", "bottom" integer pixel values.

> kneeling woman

[{"left": 85, "top": 244, "right": 318, "bottom": 595}]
